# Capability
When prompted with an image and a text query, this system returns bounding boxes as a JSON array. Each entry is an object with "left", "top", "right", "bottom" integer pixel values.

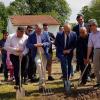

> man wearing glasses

[{"left": 85, "top": 19, "right": 100, "bottom": 87}]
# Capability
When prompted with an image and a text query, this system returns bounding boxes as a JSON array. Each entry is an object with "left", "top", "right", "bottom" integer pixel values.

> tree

[
  {"left": 80, "top": 6, "right": 91, "bottom": 23},
  {"left": 90, "top": 0, "right": 100, "bottom": 26},
  {"left": 7, "top": 0, "right": 71, "bottom": 24},
  {"left": 81, "top": 0, "right": 100, "bottom": 26},
  {"left": 0, "top": 2, "right": 8, "bottom": 32}
]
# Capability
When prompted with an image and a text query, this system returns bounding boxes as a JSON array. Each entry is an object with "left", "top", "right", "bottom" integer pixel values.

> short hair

[
  {"left": 88, "top": 19, "right": 98, "bottom": 26},
  {"left": 26, "top": 25, "right": 33, "bottom": 29},
  {"left": 17, "top": 26, "right": 25, "bottom": 31},
  {"left": 2, "top": 30, "right": 8, "bottom": 35},
  {"left": 35, "top": 23, "right": 43, "bottom": 29},
  {"left": 43, "top": 23, "right": 48, "bottom": 26},
  {"left": 76, "top": 14, "right": 84, "bottom": 19}
]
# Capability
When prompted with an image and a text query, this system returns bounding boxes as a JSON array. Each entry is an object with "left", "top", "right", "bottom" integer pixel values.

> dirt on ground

[{"left": 0, "top": 61, "right": 100, "bottom": 100}]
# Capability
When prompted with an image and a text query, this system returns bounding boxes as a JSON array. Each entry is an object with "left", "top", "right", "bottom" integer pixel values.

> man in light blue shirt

[{"left": 86, "top": 19, "right": 100, "bottom": 87}]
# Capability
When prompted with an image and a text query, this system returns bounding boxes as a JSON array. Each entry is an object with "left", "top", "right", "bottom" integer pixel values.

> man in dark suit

[
  {"left": 25, "top": 26, "right": 38, "bottom": 83},
  {"left": 26, "top": 24, "right": 51, "bottom": 91},
  {"left": 55, "top": 23, "right": 77, "bottom": 82},
  {"left": 73, "top": 14, "right": 86, "bottom": 72}
]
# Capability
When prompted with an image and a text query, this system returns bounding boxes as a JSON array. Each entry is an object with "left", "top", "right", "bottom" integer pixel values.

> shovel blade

[
  {"left": 16, "top": 87, "right": 25, "bottom": 100},
  {"left": 64, "top": 80, "right": 71, "bottom": 95}
]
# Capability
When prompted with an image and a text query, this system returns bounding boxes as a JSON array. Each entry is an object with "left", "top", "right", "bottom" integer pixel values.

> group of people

[{"left": 0, "top": 14, "right": 100, "bottom": 93}]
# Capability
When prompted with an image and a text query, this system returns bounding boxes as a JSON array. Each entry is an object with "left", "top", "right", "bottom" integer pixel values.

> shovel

[
  {"left": 64, "top": 58, "right": 71, "bottom": 95},
  {"left": 74, "top": 64, "right": 89, "bottom": 90},
  {"left": 16, "top": 55, "right": 25, "bottom": 100}
]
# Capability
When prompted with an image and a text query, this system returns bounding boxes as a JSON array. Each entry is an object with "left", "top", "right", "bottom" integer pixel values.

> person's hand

[
  {"left": 16, "top": 48, "right": 23, "bottom": 53},
  {"left": 84, "top": 58, "right": 89, "bottom": 65},
  {"left": 34, "top": 43, "right": 43, "bottom": 47},
  {"left": 63, "top": 50, "right": 70, "bottom": 54}
]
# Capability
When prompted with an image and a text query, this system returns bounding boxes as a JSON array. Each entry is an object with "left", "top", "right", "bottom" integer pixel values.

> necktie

[{"left": 66, "top": 35, "right": 69, "bottom": 48}]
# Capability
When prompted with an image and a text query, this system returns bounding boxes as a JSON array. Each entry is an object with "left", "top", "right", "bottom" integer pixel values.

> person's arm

[
  {"left": 87, "top": 47, "right": 92, "bottom": 61},
  {"left": 4, "top": 35, "right": 19, "bottom": 52},
  {"left": 85, "top": 34, "right": 93, "bottom": 64},
  {"left": 26, "top": 35, "right": 36, "bottom": 49},
  {"left": 42, "top": 33, "right": 51, "bottom": 47}
]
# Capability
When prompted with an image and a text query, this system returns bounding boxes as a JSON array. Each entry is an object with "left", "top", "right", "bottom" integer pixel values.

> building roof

[{"left": 10, "top": 15, "right": 60, "bottom": 26}]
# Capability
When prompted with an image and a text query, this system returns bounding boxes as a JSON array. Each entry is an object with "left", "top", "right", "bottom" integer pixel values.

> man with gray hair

[
  {"left": 55, "top": 23, "right": 77, "bottom": 91},
  {"left": 85, "top": 19, "right": 100, "bottom": 87},
  {"left": 26, "top": 24, "right": 51, "bottom": 91}
]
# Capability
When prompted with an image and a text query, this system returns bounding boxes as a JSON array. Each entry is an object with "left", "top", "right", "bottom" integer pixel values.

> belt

[{"left": 95, "top": 48, "right": 100, "bottom": 49}]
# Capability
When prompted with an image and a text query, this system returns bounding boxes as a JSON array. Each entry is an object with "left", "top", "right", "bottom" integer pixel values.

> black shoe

[
  {"left": 14, "top": 85, "right": 19, "bottom": 89},
  {"left": 31, "top": 78, "right": 39, "bottom": 83},
  {"left": 48, "top": 76, "right": 55, "bottom": 81},
  {"left": 39, "top": 86, "right": 45, "bottom": 93},
  {"left": 90, "top": 73, "right": 95, "bottom": 79},
  {"left": 94, "top": 83, "right": 100, "bottom": 87}
]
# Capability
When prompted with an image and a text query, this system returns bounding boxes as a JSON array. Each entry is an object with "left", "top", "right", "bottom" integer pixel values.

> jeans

[
  {"left": 59, "top": 55, "right": 72, "bottom": 79},
  {"left": 2, "top": 54, "right": 8, "bottom": 80}
]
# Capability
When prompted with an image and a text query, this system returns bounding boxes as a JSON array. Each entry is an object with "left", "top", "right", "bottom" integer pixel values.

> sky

[{"left": 0, "top": 0, "right": 92, "bottom": 23}]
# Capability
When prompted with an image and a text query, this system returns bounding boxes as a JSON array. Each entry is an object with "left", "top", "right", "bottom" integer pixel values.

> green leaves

[
  {"left": 7, "top": 0, "right": 71, "bottom": 24},
  {"left": 0, "top": 2, "right": 8, "bottom": 32},
  {"left": 81, "top": 0, "right": 100, "bottom": 26}
]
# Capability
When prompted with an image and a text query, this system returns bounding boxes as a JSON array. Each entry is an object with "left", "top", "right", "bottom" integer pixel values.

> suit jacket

[
  {"left": 77, "top": 35, "right": 88, "bottom": 60},
  {"left": 73, "top": 23, "right": 87, "bottom": 37},
  {"left": 48, "top": 32, "right": 55, "bottom": 54},
  {"left": 73, "top": 24, "right": 80, "bottom": 37},
  {"left": 26, "top": 31, "right": 51, "bottom": 60},
  {"left": 55, "top": 31, "right": 77, "bottom": 59}
]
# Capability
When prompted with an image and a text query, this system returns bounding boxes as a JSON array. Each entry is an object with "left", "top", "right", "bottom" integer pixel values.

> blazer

[
  {"left": 55, "top": 31, "right": 77, "bottom": 59},
  {"left": 73, "top": 23, "right": 87, "bottom": 37},
  {"left": 26, "top": 31, "right": 51, "bottom": 60}
]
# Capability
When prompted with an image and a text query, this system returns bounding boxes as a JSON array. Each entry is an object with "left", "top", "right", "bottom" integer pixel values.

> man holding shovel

[
  {"left": 26, "top": 24, "right": 51, "bottom": 92},
  {"left": 55, "top": 23, "right": 77, "bottom": 94},
  {"left": 4, "top": 26, "right": 28, "bottom": 89}
]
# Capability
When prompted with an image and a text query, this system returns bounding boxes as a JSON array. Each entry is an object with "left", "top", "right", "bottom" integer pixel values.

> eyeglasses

[{"left": 89, "top": 24, "right": 96, "bottom": 27}]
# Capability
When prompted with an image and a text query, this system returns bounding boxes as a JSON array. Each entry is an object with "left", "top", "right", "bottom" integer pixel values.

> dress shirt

[
  {"left": 36, "top": 33, "right": 44, "bottom": 54},
  {"left": 4, "top": 33, "right": 28, "bottom": 56},
  {"left": 88, "top": 29, "right": 100, "bottom": 49}
]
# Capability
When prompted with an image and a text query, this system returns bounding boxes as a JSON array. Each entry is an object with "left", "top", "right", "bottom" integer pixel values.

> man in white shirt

[{"left": 4, "top": 27, "right": 28, "bottom": 88}]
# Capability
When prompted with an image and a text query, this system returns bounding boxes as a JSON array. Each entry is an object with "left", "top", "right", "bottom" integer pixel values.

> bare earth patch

[{"left": 0, "top": 62, "right": 100, "bottom": 100}]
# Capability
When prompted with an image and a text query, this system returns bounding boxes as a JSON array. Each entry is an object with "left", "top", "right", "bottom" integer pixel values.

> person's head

[
  {"left": 17, "top": 26, "right": 25, "bottom": 38},
  {"left": 79, "top": 27, "right": 87, "bottom": 38},
  {"left": 76, "top": 14, "right": 84, "bottom": 25},
  {"left": 26, "top": 25, "right": 33, "bottom": 35},
  {"left": 35, "top": 24, "right": 42, "bottom": 35},
  {"left": 88, "top": 19, "right": 98, "bottom": 32},
  {"left": 59, "top": 25, "right": 64, "bottom": 32},
  {"left": 64, "top": 23, "right": 71, "bottom": 35},
  {"left": 43, "top": 23, "right": 48, "bottom": 31},
  {"left": 2, "top": 31, "right": 8, "bottom": 40}
]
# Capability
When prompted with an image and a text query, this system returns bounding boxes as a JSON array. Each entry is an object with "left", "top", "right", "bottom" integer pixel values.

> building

[{"left": 7, "top": 15, "right": 60, "bottom": 36}]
